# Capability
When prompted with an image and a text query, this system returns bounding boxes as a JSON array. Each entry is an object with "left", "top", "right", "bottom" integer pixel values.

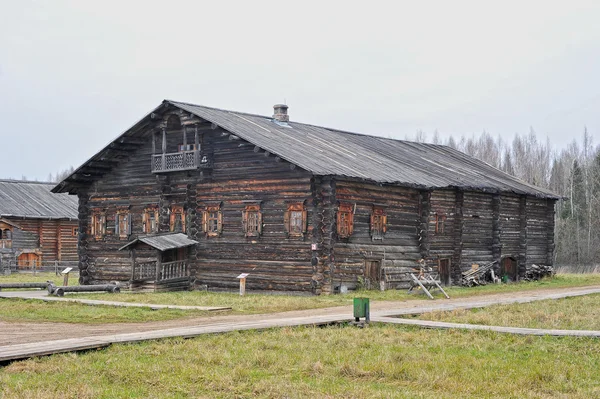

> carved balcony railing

[{"left": 151, "top": 150, "right": 213, "bottom": 173}]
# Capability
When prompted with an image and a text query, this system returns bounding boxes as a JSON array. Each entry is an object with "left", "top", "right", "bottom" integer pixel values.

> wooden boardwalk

[
  {"left": 2, "top": 286, "right": 600, "bottom": 363},
  {"left": 0, "top": 291, "right": 231, "bottom": 311}
]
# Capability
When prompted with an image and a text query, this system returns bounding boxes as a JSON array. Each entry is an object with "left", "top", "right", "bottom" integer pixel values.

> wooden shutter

[
  {"left": 114, "top": 213, "right": 119, "bottom": 236},
  {"left": 202, "top": 210, "right": 208, "bottom": 233},
  {"left": 217, "top": 210, "right": 223, "bottom": 234},
  {"left": 283, "top": 210, "right": 290, "bottom": 235},
  {"left": 127, "top": 213, "right": 132, "bottom": 235},
  {"left": 302, "top": 209, "right": 307, "bottom": 233},
  {"left": 242, "top": 210, "right": 248, "bottom": 235},
  {"left": 257, "top": 210, "right": 263, "bottom": 235},
  {"left": 382, "top": 215, "right": 387, "bottom": 233},
  {"left": 142, "top": 212, "right": 147, "bottom": 233}
]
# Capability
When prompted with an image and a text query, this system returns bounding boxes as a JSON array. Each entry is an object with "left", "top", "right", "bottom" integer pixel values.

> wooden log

[
  {"left": 50, "top": 284, "right": 120, "bottom": 297},
  {"left": 0, "top": 282, "right": 53, "bottom": 291}
]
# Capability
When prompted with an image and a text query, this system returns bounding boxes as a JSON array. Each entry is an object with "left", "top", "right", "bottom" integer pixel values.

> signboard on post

[
  {"left": 237, "top": 273, "right": 249, "bottom": 296},
  {"left": 61, "top": 267, "right": 73, "bottom": 286}
]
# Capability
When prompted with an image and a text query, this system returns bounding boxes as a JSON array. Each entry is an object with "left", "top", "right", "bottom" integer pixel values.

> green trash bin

[{"left": 353, "top": 297, "right": 370, "bottom": 322}]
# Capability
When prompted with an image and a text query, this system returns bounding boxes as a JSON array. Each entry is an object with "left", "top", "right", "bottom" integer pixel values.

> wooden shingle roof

[
  {"left": 53, "top": 100, "right": 560, "bottom": 199},
  {"left": 0, "top": 180, "right": 78, "bottom": 220}
]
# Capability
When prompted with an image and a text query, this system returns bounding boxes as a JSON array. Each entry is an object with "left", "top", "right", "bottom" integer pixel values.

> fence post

[
  {"left": 33, "top": 260, "right": 36, "bottom": 275},
  {"left": 55, "top": 260, "right": 59, "bottom": 276}
]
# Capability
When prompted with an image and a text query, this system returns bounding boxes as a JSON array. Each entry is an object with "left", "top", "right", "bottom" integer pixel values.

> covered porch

[{"left": 119, "top": 233, "right": 198, "bottom": 292}]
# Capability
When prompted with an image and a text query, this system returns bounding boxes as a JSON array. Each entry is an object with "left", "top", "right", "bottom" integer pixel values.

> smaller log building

[
  {"left": 0, "top": 180, "right": 79, "bottom": 269},
  {"left": 53, "top": 100, "right": 560, "bottom": 293}
]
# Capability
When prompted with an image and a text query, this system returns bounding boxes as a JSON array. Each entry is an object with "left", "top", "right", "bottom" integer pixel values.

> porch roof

[{"left": 119, "top": 233, "right": 198, "bottom": 252}]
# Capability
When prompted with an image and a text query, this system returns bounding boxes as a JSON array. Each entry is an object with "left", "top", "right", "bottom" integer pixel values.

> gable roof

[
  {"left": 0, "top": 180, "right": 78, "bottom": 220},
  {"left": 119, "top": 233, "right": 198, "bottom": 252},
  {"left": 53, "top": 100, "right": 560, "bottom": 199}
]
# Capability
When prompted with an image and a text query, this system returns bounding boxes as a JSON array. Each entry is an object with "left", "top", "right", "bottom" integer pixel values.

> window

[
  {"left": 143, "top": 207, "right": 159, "bottom": 234},
  {"left": 115, "top": 209, "right": 131, "bottom": 239},
  {"left": 337, "top": 203, "right": 354, "bottom": 238},
  {"left": 170, "top": 205, "right": 185, "bottom": 233},
  {"left": 178, "top": 143, "right": 197, "bottom": 152},
  {"left": 202, "top": 204, "right": 223, "bottom": 236},
  {"left": 284, "top": 203, "right": 307, "bottom": 237},
  {"left": 370, "top": 206, "right": 387, "bottom": 239},
  {"left": 435, "top": 214, "right": 446, "bottom": 234},
  {"left": 242, "top": 204, "right": 262, "bottom": 237},
  {"left": 72, "top": 227, "right": 79, "bottom": 237},
  {"left": 91, "top": 211, "right": 106, "bottom": 239}
]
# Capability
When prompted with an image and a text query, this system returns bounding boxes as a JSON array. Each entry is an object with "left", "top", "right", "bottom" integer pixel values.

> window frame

[
  {"left": 72, "top": 227, "right": 79, "bottom": 237},
  {"left": 169, "top": 205, "right": 186, "bottom": 233},
  {"left": 91, "top": 210, "right": 106, "bottom": 239},
  {"left": 336, "top": 203, "right": 355, "bottom": 238},
  {"left": 435, "top": 213, "right": 447, "bottom": 235},
  {"left": 142, "top": 206, "right": 160, "bottom": 234},
  {"left": 284, "top": 203, "right": 307, "bottom": 237},
  {"left": 202, "top": 203, "right": 223, "bottom": 237},
  {"left": 370, "top": 205, "right": 387, "bottom": 240},
  {"left": 115, "top": 208, "right": 131, "bottom": 239},
  {"left": 242, "top": 203, "right": 262, "bottom": 237}
]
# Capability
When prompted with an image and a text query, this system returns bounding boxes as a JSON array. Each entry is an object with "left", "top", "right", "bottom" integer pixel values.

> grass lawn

[
  {"left": 414, "top": 293, "right": 600, "bottom": 331},
  {"left": 0, "top": 271, "right": 77, "bottom": 285},
  {"left": 2, "top": 324, "right": 600, "bottom": 398},
  {"left": 0, "top": 299, "right": 211, "bottom": 324}
]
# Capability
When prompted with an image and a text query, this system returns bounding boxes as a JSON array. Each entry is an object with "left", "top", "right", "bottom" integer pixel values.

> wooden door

[
  {"left": 501, "top": 257, "right": 518, "bottom": 281},
  {"left": 439, "top": 258, "right": 451, "bottom": 286},
  {"left": 364, "top": 260, "right": 381, "bottom": 288}
]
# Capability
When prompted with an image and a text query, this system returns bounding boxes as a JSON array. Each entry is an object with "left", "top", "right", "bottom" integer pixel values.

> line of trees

[{"left": 410, "top": 128, "right": 598, "bottom": 267}]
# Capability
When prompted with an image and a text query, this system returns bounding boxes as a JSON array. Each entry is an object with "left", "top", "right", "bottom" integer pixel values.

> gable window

[
  {"left": 284, "top": 203, "right": 307, "bottom": 237},
  {"left": 0, "top": 228, "right": 12, "bottom": 249},
  {"left": 72, "top": 227, "right": 79, "bottom": 237},
  {"left": 115, "top": 209, "right": 131, "bottom": 239},
  {"left": 202, "top": 204, "right": 223, "bottom": 237},
  {"left": 91, "top": 211, "right": 106, "bottom": 239},
  {"left": 370, "top": 206, "right": 387, "bottom": 239},
  {"left": 178, "top": 143, "right": 198, "bottom": 152},
  {"left": 435, "top": 214, "right": 447, "bottom": 234},
  {"left": 143, "top": 207, "right": 159, "bottom": 234},
  {"left": 337, "top": 203, "right": 354, "bottom": 238},
  {"left": 242, "top": 204, "right": 262, "bottom": 237},
  {"left": 170, "top": 205, "right": 185, "bottom": 233}
]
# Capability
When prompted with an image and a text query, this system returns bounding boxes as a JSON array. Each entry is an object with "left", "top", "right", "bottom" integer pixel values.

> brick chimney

[{"left": 273, "top": 104, "right": 289, "bottom": 122}]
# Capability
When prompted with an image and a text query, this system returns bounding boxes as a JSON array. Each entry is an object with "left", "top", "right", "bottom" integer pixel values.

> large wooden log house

[
  {"left": 0, "top": 180, "right": 79, "bottom": 269},
  {"left": 53, "top": 100, "right": 560, "bottom": 293}
]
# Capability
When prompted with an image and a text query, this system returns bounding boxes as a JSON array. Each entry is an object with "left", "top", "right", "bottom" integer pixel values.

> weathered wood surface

[
  {"left": 0, "top": 290, "right": 230, "bottom": 311},
  {"left": 0, "top": 282, "right": 52, "bottom": 290}
]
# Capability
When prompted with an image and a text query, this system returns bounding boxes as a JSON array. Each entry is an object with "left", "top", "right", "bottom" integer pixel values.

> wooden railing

[
  {"left": 151, "top": 150, "right": 213, "bottom": 173},
  {"left": 132, "top": 260, "right": 158, "bottom": 281},
  {"left": 159, "top": 260, "right": 188, "bottom": 281},
  {"left": 132, "top": 260, "right": 188, "bottom": 282}
]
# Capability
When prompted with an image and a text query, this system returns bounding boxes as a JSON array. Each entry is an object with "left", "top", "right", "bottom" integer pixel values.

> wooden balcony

[{"left": 151, "top": 150, "right": 213, "bottom": 173}]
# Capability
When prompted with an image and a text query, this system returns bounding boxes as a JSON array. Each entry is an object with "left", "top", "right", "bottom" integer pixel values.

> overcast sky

[{"left": 1, "top": 0, "right": 599, "bottom": 181}]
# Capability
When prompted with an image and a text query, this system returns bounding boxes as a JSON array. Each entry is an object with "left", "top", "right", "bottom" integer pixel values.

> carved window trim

[
  {"left": 370, "top": 205, "right": 387, "bottom": 240},
  {"left": 91, "top": 210, "right": 106, "bottom": 239},
  {"left": 337, "top": 203, "right": 355, "bottom": 238},
  {"left": 242, "top": 203, "right": 262, "bottom": 237},
  {"left": 284, "top": 203, "right": 307, "bottom": 237},
  {"left": 202, "top": 203, "right": 223, "bottom": 237},
  {"left": 169, "top": 205, "right": 185, "bottom": 233},
  {"left": 435, "top": 213, "right": 447, "bottom": 234},
  {"left": 115, "top": 208, "right": 131, "bottom": 239},
  {"left": 142, "top": 206, "right": 160, "bottom": 234}
]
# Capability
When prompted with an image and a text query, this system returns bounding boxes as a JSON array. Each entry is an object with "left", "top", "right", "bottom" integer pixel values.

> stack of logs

[
  {"left": 460, "top": 261, "right": 498, "bottom": 287},
  {"left": 523, "top": 264, "right": 554, "bottom": 281}
]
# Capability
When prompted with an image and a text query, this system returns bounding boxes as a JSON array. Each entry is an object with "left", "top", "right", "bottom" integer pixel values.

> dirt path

[{"left": 1, "top": 285, "right": 600, "bottom": 347}]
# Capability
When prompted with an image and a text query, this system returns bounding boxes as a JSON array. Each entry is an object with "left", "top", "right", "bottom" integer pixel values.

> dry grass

[
  {"left": 2, "top": 324, "right": 600, "bottom": 398},
  {"left": 415, "top": 293, "right": 600, "bottom": 330}
]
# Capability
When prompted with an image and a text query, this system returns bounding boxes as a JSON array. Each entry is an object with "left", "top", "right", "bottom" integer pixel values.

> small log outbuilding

[
  {"left": 53, "top": 101, "right": 560, "bottom": 293},
  {"left": 0, "top": 180, "right": 79, "bottom": 269}
]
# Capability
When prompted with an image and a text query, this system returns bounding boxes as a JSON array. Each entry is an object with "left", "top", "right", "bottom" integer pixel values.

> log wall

[{"left": 332, "top": 179, "right": 421, "bottom": 290}]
